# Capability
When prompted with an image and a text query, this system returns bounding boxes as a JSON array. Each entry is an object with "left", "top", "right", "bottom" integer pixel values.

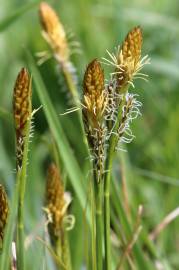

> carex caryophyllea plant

[{"left": 82, "top": 26, "right": 149, "bottom": 270}]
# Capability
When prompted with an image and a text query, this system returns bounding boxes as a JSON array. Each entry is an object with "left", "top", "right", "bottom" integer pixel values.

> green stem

[
  {"left": 94, "top": 174, "right": 103, "bottom": 270},
  {"left": 17, "top": 117, "right": 31, "bottom": 270},
  {"left": 54, "top": 228, "right": 71, "bottom": 270},
  {"left": 62, "top": 65, "right": 78, "bottom": 104},
  {"left": 104, "top": 148, "right": 113, "bottom": 270},
  {"left": 61, "top": 230, "right": 72, "bottom": 270},
  {"left": 17, "top": 197, "right": 25, "bottom": 269},
  {"left": 91, "top": 180, "right": 97, "bottom": 270},
  {"left": 104, "top": 97, "right": 126, "bottom": 270}
]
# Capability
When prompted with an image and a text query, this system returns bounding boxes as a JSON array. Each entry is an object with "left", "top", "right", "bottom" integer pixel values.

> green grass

[{"left": 0, "top": 0, "right": 179, "bottom": 269}]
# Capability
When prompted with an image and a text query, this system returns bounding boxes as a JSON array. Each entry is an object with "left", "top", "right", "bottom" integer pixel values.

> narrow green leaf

[
  {"left": 26, "top": 51, "right": 90, "bottom": 225},
  {"left": 0, "top": 1, "right": 40, "bottom": 32}
]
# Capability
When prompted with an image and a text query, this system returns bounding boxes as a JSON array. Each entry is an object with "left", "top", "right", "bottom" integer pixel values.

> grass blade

[{"left": 26, "top": 51, "right": 90, "bottom": 224}]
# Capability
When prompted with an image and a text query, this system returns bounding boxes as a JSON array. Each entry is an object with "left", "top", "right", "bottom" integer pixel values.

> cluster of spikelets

[
  {"left": 82, "top": 26, "right": 149, "bottom": 178},
  {"left": 0, "top": 185, "right": 9, "bottom": 249}
]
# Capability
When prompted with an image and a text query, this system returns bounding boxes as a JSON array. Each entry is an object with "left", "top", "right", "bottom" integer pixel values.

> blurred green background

[{"left": 0, "top": 0, "right": 179, "bottom": 269}]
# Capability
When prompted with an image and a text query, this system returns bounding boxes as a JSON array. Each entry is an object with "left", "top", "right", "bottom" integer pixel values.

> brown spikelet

[
  {"left": 116, "top": 26, "right": 143, "bottom": 91},
  {"left": 121, "top": 26, "right": 142, "bottom": 65},
  {"left": 13, "top": 68, "right": 32, "bottom": 168},
  {"left": 0, "top": 185, "right": 9, "bottom": 249},
  {"left": 39, "top": 2, "right": 69, "bottom": 63},
  {"left": 46, "top": 163, "right": 66, "bottom": 242},
  {"left": 83, "top": 59, "right": 106, "bottom": 129},
  {"left": 82, "top": 59, "right": 107, "bottom": 181}
]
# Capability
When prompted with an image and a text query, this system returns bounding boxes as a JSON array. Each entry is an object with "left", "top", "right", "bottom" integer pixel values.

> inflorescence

[{"left": 82, "top": 26, "right": 150, "bottom": 180}]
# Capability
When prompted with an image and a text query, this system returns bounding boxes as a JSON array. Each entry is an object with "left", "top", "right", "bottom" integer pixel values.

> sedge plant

[{"left": 81, "top": 26, "right": 149, "bottom": 269}]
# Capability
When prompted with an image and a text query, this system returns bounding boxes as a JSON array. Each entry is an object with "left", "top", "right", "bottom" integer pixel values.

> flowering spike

[
  {"left": 83, "top": 59, "right": 106, "bottom": 128},
  {"left": 46, "top": 163, "right": 66, "bottom": 242},
  {"left": 121, "top": 26, "right": 142, "bottom": 65},
  {"left": 39, "top": 2, "right": 69, "bottom": 64},
  {"left": 0, "top": 184, "right": 9, "bottom": 249},
  {"left": 116, "top": 26, "right": 147, "bottom": 91},
  {"left": 82, "top": 59, "right": 107, "bottom": 180},
  {"left": 13, "top": 68, "right": 32, "bottom": 168}
]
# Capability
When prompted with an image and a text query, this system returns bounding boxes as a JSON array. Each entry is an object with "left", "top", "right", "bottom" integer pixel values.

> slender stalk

[
  {"left": 104, "top": 98, "right": 126, "bottom": 270},
  {"left": 91, "top": 180, "right": 97, "bottom": 270},
  {"left": 54, "top": 229, "right": 71, "bottom": 270},
  {"left": 61, "top": 229, "right": 72, "bottom": 270},
  {"left": 62, "top": 65, "right": 78, "bottom": 103},
  {"left": 17, "top": 117, "right": 31, "bottom": 270},
  {"left": 104, "top": 146, "right": 114, "bottom": 270},
  {"left": 94, "top": 172, "right": 103, "bottom": 270}
]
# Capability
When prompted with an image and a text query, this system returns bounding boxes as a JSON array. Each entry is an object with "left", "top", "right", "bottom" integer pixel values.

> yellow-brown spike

[
  {"left": 39, "top": 2, "right": 69, "bottom": 64},
  {"left": 46, "top": 163, "right": 66, "bottom": 240},
  {"left": 121, "top": 26, "right": 142, "bottom": 65},
  {"left": 82, "top": 59, "right": 107, "bottom": 181},
  {"left": 0, "top": 184, "right": 9, "bottom": 249},
  {"left": 13, "top": 68, "right": 32, "bottom": 168},
  {"left": 116, "top": 26, "right": 143, "bottom": 91},
  {"left": 83, "top": 59, "right": 106, "bottom": 129}
]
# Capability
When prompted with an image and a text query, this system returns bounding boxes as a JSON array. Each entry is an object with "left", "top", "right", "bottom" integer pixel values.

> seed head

[
  {"left": 121, "top": 26, "right": 142, "bottom": 65},
  {"left": 116, "top": 26, "right": 145, "bottom": 91},
  {"left": 13, "top": 68, "right": 31, "bottom": 136},
  {"left": 39, "top": 2, "right": 69, "bottom": 64},
  {"left": 83, "top": 59, "right": 106, "bottom": 129},
  {"left": 82, "top": 60, "right": 107, "bottom": 181},
  {"left": 0, "top": 185, "right": 9, "bottom": 249},
  {"left": 13, "top": 68, "right": 32, "bottom": 168},
  {"left": 46, "top": 163, "right": 66, "bottom": 239}
]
